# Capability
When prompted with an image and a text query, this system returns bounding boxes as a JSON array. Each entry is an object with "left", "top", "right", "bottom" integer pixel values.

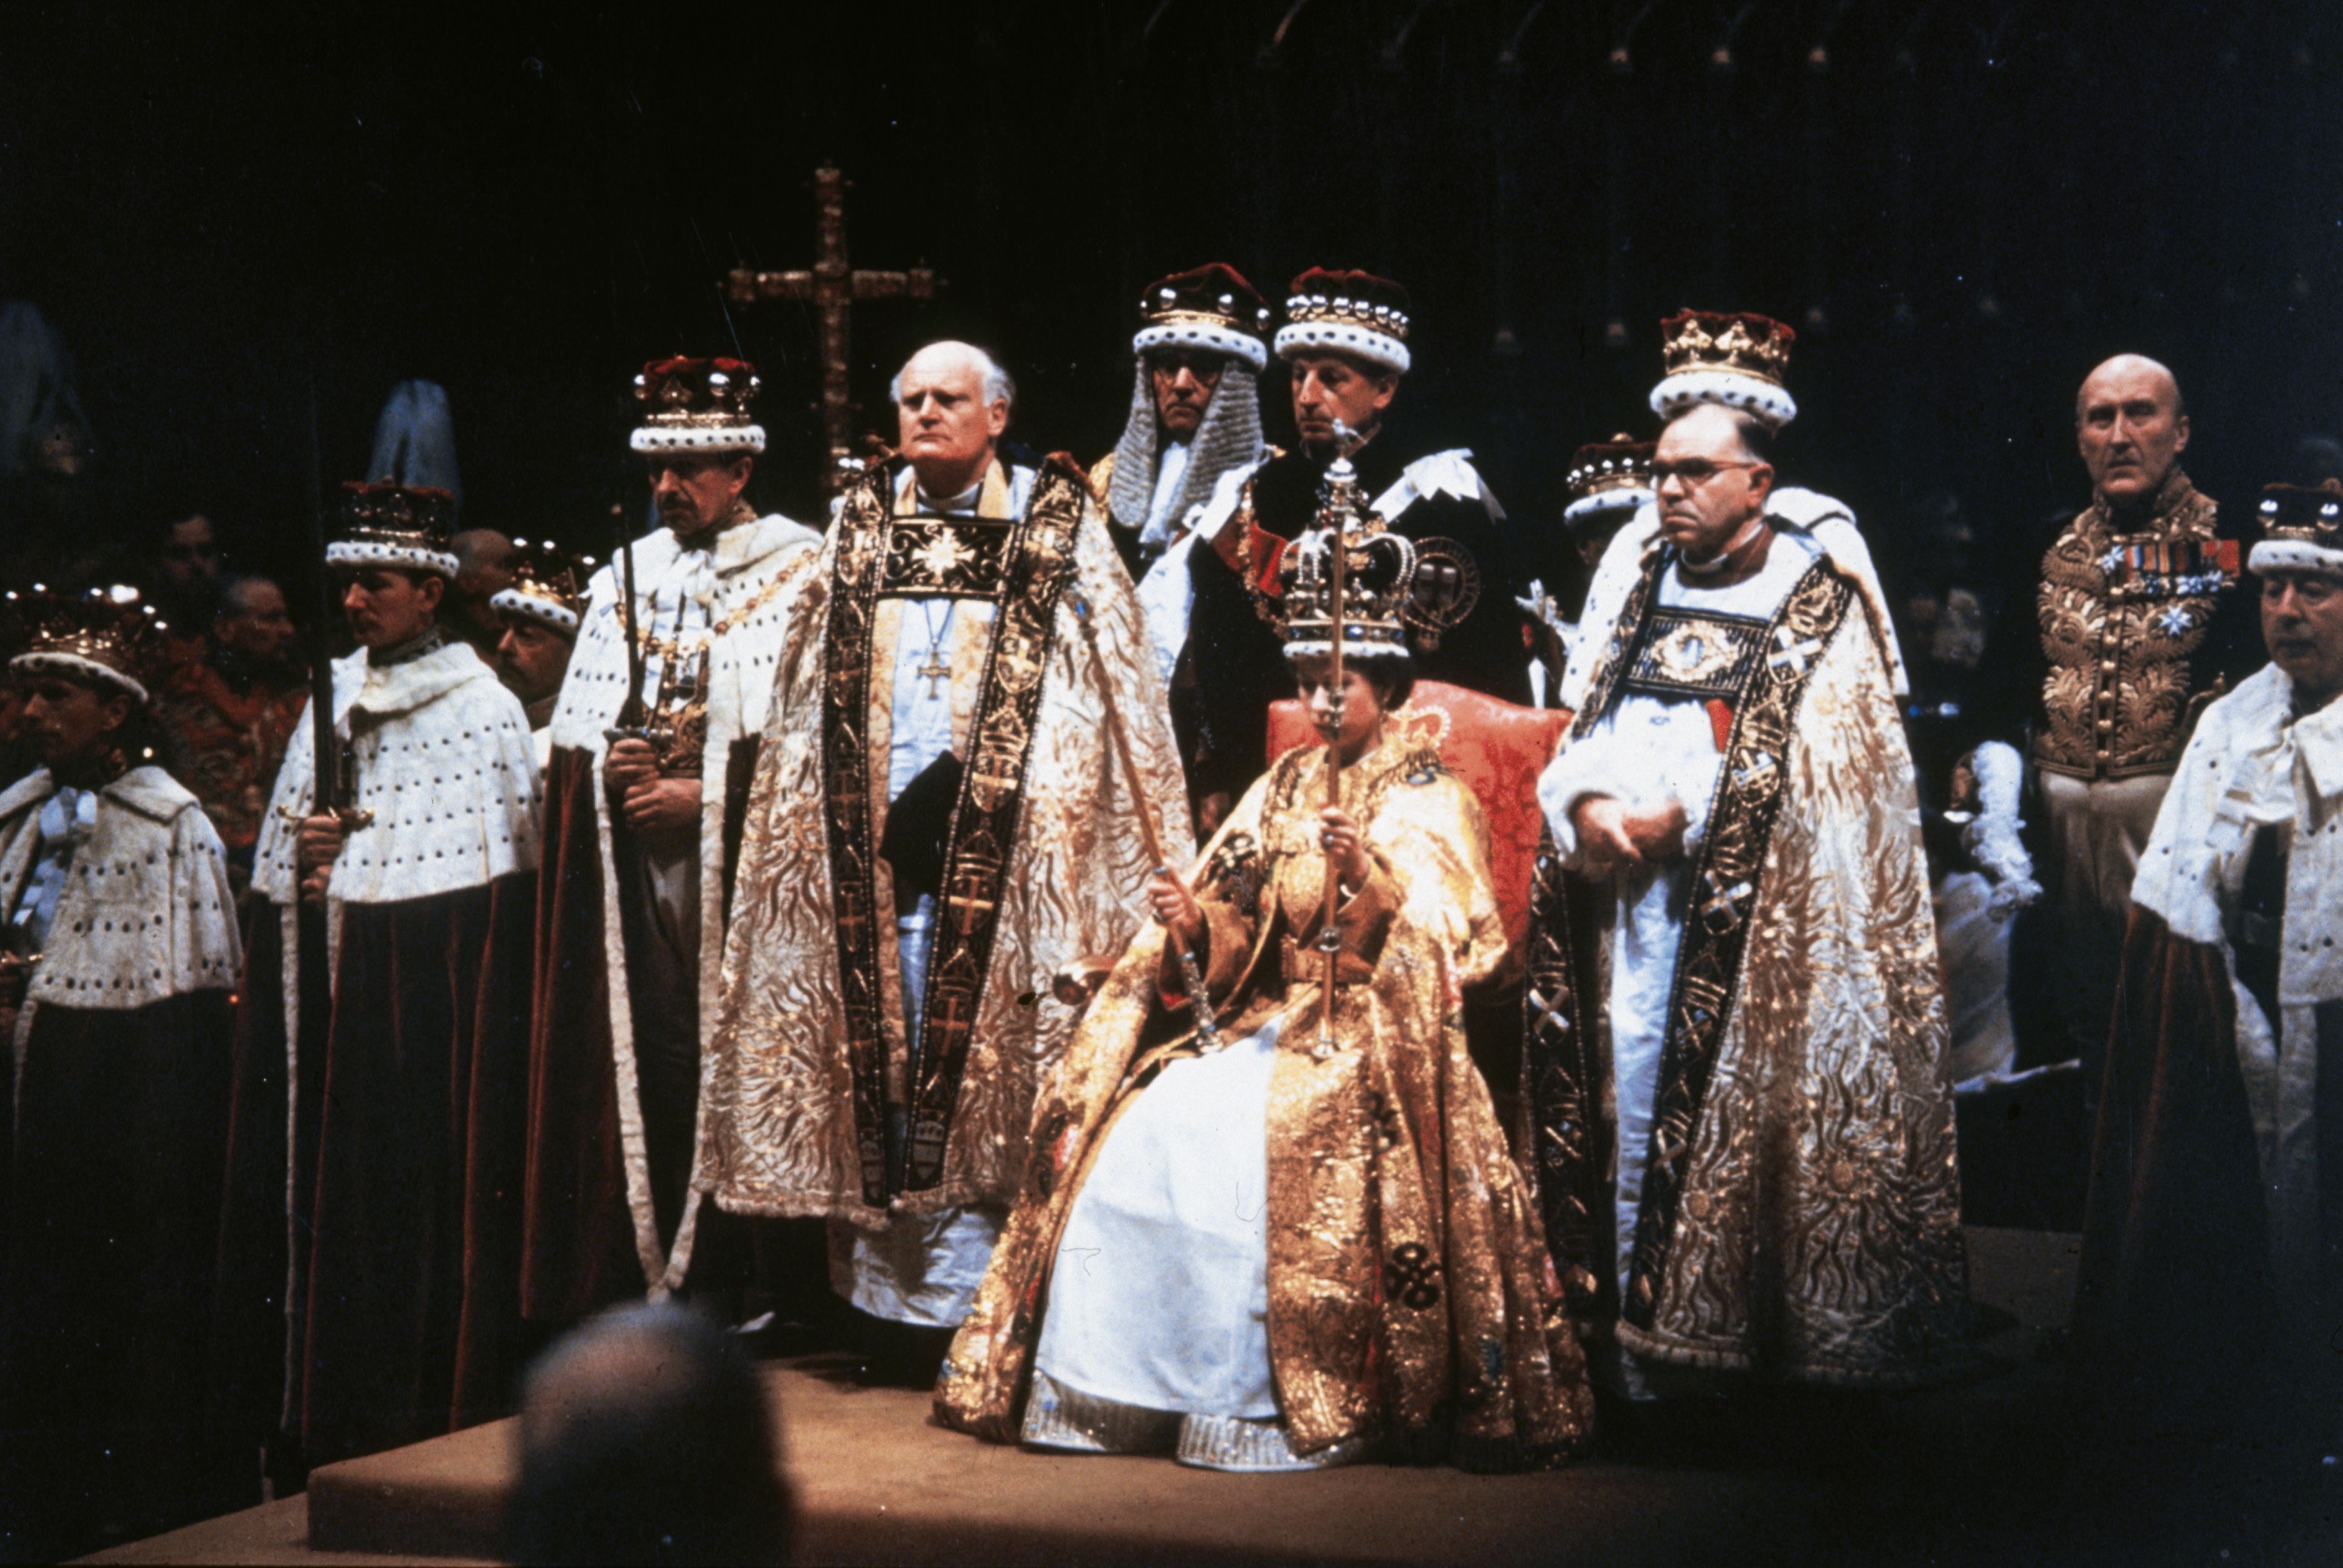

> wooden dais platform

[{"left": 92, "top": 1231, "right": 2088, "bottom": 1567}]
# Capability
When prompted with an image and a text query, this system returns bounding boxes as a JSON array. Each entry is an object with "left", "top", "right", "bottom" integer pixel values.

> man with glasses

[
  {"left": 1560, "top": 311, "right": 1904, "bottom": 719},
  {"left": 1533, "top": 330, "right": 1968, "bottom": 1402}
]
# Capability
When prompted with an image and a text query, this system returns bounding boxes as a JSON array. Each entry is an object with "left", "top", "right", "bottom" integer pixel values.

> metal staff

[
  {"left": 1064, "top": 588, "right": 1219, "bottom": 1051},
  {"left": 1311, "top": 423, "right": 1370, "bottom": 1056}
]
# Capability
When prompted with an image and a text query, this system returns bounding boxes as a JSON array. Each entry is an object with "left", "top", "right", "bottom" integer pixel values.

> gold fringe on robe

[{"left": 936, "top": 726, "right": 1595, "bottom": 1469}]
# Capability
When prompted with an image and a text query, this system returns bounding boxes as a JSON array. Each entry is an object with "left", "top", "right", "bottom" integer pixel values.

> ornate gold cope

[
  {"left": 1569, "top": 553, "right": 1860, "bottom": 1323},
  {"left": 821, "top": 456, "right": 1087, "bottom": 1203},
  {"left": 1544, "top": 542, "right": 1969, "bottom": 1386}
]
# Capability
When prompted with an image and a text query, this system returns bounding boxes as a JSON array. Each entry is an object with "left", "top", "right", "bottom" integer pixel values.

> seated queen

[{"left": 935, "top": 463, "right": 1592, "bottom": 1472}]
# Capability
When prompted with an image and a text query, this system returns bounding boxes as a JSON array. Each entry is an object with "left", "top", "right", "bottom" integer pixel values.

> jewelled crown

[
  {"left": 6, "top": 584, "right": 167, "bottom": 705},
  {"left": 1277, "top": 463, "right": 1418, "bottom": 663},
  {"left": 631, "top": 356, "right": 767, "bottom": 456},
  {"left": 328, "top": 480, "right": 460, "bottom": 578},
  {"left": 1564, "top": 433, "right": 1657, "bottom": 529},
  {"left": 1135, "top": 263, "right": 1271, "bottom": 373},
  {"left": 1650, "top": 309, "right": 1799, "bottom": 428},
  {"left": 1275, "top": 267, "right": 1412, "bottom": 376},
  {"left": 490, "top": 537, "right": 593, "bottom": 633},
  {"left": 2251, "top": 481, "right": 2343, "bottom": 577}
]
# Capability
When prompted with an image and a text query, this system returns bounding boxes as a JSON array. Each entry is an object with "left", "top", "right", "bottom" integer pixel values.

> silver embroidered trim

[
  {"left": 1173, "top": 1412, "right": 1370, "bottom": 1473},
  {"left": 1019, "top": 1370, "right": 1180, "bottom": 1454}
]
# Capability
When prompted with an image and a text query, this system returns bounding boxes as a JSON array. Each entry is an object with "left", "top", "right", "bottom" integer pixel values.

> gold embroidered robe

[
  {"left": 699, "top": 455, "right": 1191, "bottom": 1225},
  {"left": 936, "top": 728, "right": 1595, "bottom": 1468},
  {"left": 1537, "top": 545, "right": 1972, "bottom": 1387}
]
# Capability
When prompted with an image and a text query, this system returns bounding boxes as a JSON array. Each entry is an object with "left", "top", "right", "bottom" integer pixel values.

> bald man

[
  {"left": 1990, "top": 355, "right": 2258, "bottom": 1090},
  {"left": 701, "top": 340, "right": 1189, "bottom": 1383}
]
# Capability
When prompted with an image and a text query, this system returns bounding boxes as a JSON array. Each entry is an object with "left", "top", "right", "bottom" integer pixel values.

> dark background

[{"left": 3, "top": 1, "right": 2339, "bottom": 600}]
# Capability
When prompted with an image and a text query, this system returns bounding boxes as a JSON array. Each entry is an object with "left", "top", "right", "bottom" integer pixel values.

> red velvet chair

[{"left": 1266, "top": 679, "right": 1570, "bottom": 962}]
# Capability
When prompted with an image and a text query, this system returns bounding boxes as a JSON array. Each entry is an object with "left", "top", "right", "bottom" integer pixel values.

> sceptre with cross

[{"left": 726, "top": 166, "right": 942, "bottom": 488}]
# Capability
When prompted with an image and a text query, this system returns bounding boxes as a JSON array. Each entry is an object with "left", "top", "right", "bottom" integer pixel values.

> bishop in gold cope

[
  {"left": 700, "top": 340, "right": 1189, "bottom": 1382},
  {"left": 1535, "top": 397, "right": 1969, "bottom": 1395}
]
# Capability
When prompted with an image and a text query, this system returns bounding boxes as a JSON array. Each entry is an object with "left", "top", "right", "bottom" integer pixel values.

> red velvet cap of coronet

[
  {"left": 631, "top": 355, "right": 767, "bottom": 456},
  {"left": 2251, "top": 481, "right": 2343, "bottom": 577},
  {"left": 328, "top": 480, "right": 461, "bottom": 579},
  {"left": 1649, "top": 309, "right": 1799, "bottom": 428},
  {"left": 490, "top": 536, "right": 592, "bottom": 634},
  {"left": 1275, "top": 267, "right": 1413, "bottom": 375},
  {"left": 1563, "top": 434, "right": 1657, "bottom": 528},
  {"left": 6, "top": 584, "right": 165, "bottom": 705},
  {"left": 1134, "top": 263, "right": 1272, "bottom": 372}
]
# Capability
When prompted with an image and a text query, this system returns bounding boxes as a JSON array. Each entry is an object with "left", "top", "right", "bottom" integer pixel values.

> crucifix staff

[{"left": 726, "top": 166, "right": 942, "bottom": 488}]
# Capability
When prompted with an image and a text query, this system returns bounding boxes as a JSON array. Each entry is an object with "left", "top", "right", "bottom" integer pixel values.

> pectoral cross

[
  {"left": 916, "top": 652, "right": 951, "bottom": 700},
  {"left": 726, "top": 166, "right": 943, "bottom": 488}
]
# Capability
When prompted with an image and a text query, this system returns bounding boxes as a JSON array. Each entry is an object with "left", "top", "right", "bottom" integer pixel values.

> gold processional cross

[{"left": 725, "top": 166, "right": 941, "bottom": 489}]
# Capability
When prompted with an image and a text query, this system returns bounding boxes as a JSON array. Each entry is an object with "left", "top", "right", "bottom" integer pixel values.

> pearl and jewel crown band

[
  {"left": 2251, "top": 481, "right": 2343, "bottom": 577},
  {"left": 1134, "top": 262, "right": 1272, "bottom": 371},
  {"left": 328, "top": 480, "right": 460, "bottom": 578},
  {"left": 631, "top": 355, "right": 767, "bottom": 456},
  {"left": 6, "top": 583, "right": 166, "bottom": 706},
  {"left": 1650, "top": 309, "right": 1800, "bottom": 428},
  {"left": 1564, "top": 433, "right": 1658, "bottom": 527},
  {"left": 490, "top": 537, "right": 593, "bottom": 633},
  {"left": 1274, "top": 267, "right": 1413, "bottom": 376},
  {"left": 1275, "top": 469, "right": 1418, "bottom": 662}
]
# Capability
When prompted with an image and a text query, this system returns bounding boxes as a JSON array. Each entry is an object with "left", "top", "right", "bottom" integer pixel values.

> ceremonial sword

[
  {"left": 606, "top": 502, "right": 649, "bottom": 746},
  {"left": 304, "top": 381, "right": 369, "bottom": 845}
]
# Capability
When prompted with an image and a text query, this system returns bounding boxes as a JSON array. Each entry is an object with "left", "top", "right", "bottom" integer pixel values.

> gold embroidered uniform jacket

[{"left": 1985, "top": 471, "right": 2258, "bottom": 780}]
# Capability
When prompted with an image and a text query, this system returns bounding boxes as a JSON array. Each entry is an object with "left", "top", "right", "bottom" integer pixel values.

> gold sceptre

[
  {"left": 1063, "top": 587, "right": 1220, "bottom": 1052},
  {"left": 1313, "top": 421, "right": 1371, "bottom": 1058}
]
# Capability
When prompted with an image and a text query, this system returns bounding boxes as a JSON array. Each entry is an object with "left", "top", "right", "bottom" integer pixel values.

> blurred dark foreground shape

[{"left": 506, "top": 1303, "right": 792, "bottom": 1567}]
